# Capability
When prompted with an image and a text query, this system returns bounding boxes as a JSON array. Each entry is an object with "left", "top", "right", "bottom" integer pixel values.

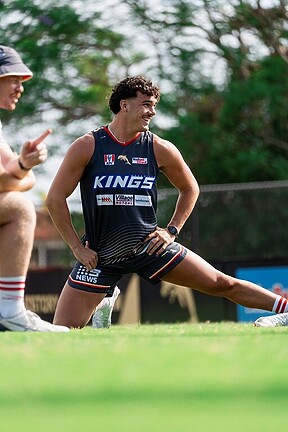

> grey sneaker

[
  {"left": 254, "top": 312, "right": 288, "bottom": 327},
  {"left": 92, "top": 286, "right": 120, "bottom": 329},
  {"left": 0, "top": 309, "right": 70, "bottom": 332}
]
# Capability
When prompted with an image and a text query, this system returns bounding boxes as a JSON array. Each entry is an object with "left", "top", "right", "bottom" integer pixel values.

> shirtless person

[{"left": 0, "top": 45, "right": 69, "bottom": 332}]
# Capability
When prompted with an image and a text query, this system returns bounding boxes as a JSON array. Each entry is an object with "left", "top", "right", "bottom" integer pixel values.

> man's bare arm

[
  {"left": 1, "top": 129, "right": 50, "bottom": 179},
  {"left": 144, "top": 135, "right": 199, "bottom": 255},
  {"left": 45, "top": 133, "right": 98, "bottom": 270},
  {"left": 0, "top": 171, "right": 36, "bottom": 192}
]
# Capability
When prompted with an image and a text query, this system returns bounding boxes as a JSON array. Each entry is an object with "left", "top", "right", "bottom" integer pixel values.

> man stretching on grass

[{"left": 45, "top": 75, "right": 287, "bottom": 328}]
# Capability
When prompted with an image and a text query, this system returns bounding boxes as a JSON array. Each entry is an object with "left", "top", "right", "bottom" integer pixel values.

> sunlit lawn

[{"left": 1, "top": 323, "right": 287, "bottom": 432}]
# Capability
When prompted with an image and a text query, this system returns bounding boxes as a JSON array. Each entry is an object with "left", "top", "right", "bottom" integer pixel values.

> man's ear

[{"left": 120, "top": 99, "right": 127, "bottom": 111}]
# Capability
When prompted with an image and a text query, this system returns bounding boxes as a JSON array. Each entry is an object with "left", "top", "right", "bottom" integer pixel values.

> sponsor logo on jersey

[
  {"left": 118, "top": 155, "right": 131, "bottom": 165},
  {"left": 96, "top": 195, "right": 113, "bottom": 205},
  {"left": 135, "top": 195, "right": 152, "bottom": 207},
  {"left": 76, "top": 266, "right": 101, "bottom": 283},
  {"left": 115, "top": 194, "right": 134, "bottom": 206},
  {"left": 104, "top": 154, "right": 115, "bottom": 165},
  {"left": 93, "top": 175, "right": 155, "bottom": 190},
  {"left": 132, "top": 157, "right": 148, "bottom": 165}
]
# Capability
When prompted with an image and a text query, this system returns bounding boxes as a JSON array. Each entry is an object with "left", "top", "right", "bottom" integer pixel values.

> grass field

[{"left": 1, "top": 322, "right": 288, "bottom": 432}]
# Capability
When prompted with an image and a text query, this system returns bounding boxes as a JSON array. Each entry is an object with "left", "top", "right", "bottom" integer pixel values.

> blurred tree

[
  {"left": 127, "top": 0, "right": 288, "bottom": 183},
  {"left": 2, "top": 0, "right": 287, "bottom": 262},
  {"left": 125, "top": 0, "right": 288, "bottom": 261},
  {"left": 0, "top": 0, "right": 144, "bottom": 150},
  {"left": 1, "top": 0, "right": 287, "bottom": 183}
]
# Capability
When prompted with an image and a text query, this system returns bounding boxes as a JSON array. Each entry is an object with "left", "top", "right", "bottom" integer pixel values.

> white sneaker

[
  {"left": 0, "top": 309, "right": 70, "bottom": 332},
  {"left": 254, "top": 312, "right": 288, "bottom": 327},
  {"left": 92, "top": 286, "right": 120, "bottom": 329}
]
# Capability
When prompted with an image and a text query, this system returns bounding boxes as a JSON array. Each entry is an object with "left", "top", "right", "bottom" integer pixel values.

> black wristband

[
  {"left": 167, "top": 225, "right": 179, "bottom": 237},
  {"left": 18, "top": 158, "right": 30, "bottom": 171}
]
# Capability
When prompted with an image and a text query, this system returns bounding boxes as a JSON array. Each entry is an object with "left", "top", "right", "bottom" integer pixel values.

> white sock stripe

[
  {"left": 0, "top": 277, "right": 26, "bottom": 319},
  {"left": 272, "top": 295, "right": 281, "bottom": 313},
  {"left": 272, "top": 295, "right": 288, "bottom": 314},
  {"left": 0, "top": 276, "right": 26, "bottom": 290},
  {"left": 279, "top": 299, "right": 288, "bottom": 314},
  {"left": 277, "top": 298, "right": 284, "bottom": 313},
  {"left": 0, "top": 283, "right": 25, "bottom": 289},
  {"left": 0, "top": 286, "right": 25, "bottom": 290},
  {"left": 278, "top": 297, "right": 284, "bottom": 312},
  {"left": 0, "top": 276, "right": 26, "bottom": 282}
]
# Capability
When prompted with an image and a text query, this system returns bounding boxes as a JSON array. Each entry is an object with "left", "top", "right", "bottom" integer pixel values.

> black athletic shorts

[{"left": 68, "top": 242, "right": 187, "bottom": 294}]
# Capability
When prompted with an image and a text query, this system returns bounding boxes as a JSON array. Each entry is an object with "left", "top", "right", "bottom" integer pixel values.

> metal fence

[{"left": 158, "top": 180, "right": 288, "bottom": 262}]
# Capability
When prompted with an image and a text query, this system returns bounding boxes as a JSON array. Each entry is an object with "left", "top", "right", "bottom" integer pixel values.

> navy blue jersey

[{"left": 80, "top": 126, "right": 159, "bottom": 264}]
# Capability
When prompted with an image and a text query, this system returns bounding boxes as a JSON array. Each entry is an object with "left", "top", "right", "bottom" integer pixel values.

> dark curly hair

[{"left": 108, "top": 76, "right": 160, "bottom": 114}]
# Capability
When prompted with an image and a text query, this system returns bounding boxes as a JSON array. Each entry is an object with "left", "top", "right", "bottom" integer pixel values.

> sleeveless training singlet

[
  {"left": 80, "top": 126, "right": 159, "bottom": 265},
  {"left": 68, "top": 126, "right": 187, "bottom": 292}
]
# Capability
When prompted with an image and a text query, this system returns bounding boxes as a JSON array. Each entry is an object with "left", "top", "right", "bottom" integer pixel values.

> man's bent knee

[
  {"left": 213, "top": 273, "right": 238, "bottom": 297},
  {"left": 0, "top": 191, "right": 36, "bottom": 227}
]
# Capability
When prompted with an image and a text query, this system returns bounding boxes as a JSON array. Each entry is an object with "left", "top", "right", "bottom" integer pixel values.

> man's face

[
  {"left": 0, "top": 76, "right": 24, "bottom": 110},
  {"left": 124, "top": 91, "right": 157, "bottom": 132}
]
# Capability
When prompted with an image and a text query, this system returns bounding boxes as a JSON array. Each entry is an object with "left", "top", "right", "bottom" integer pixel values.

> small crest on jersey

[
  {"left": 132, "top": 157, "right": 147, "bottom": 165},
  {"left": 118, "top": 155, "right": 131, "bottom": 165},
  {"left": 104, "top": 154, "right": 115, "bottom": 165}
]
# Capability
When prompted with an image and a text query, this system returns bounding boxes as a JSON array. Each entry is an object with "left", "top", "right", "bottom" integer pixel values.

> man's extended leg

[{"left": 162, "top": 249, "right": 286, "bottom": 313}]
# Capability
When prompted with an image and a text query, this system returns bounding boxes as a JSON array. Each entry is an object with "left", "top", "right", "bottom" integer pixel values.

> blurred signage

[{"left": 236, "top": 266, "right": 288, "bottom": 322}]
